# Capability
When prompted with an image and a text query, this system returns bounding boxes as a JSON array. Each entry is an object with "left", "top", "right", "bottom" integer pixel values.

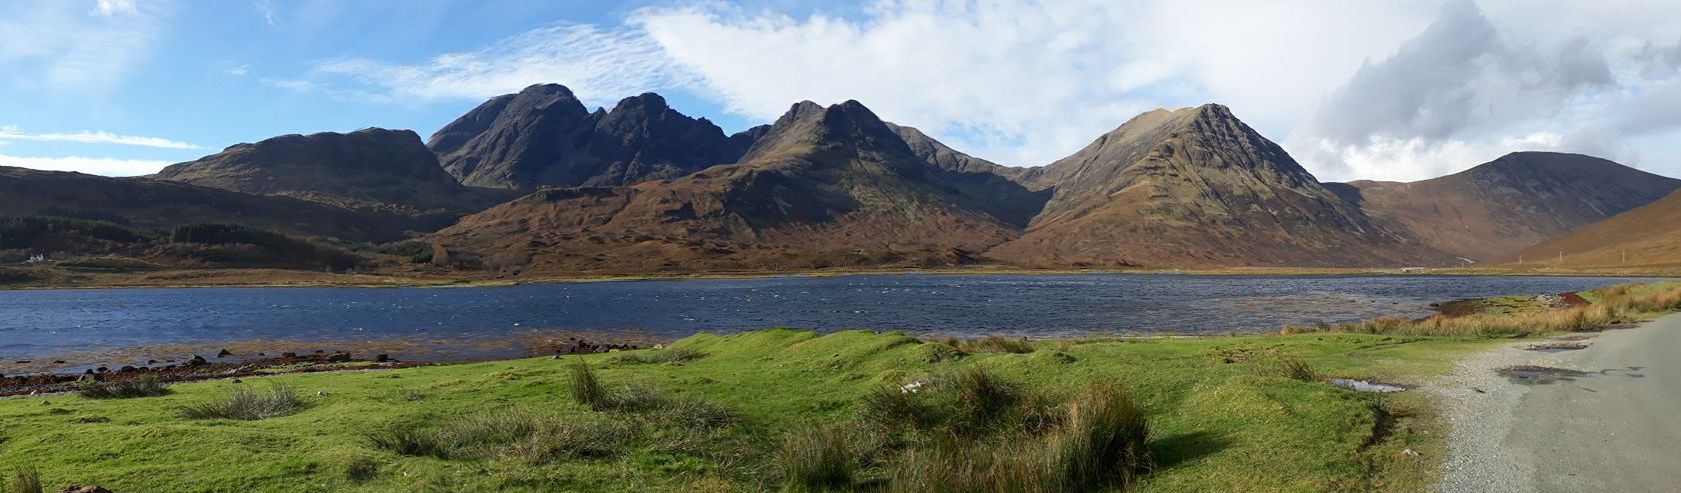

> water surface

[{"left": 0, "top": 274, "right": 1652, "bottom": 366}]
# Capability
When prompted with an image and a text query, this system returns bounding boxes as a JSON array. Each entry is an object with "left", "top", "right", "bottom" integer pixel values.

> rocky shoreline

[{"left": 0, "top": 333, "right": 659, "bottom": 397}]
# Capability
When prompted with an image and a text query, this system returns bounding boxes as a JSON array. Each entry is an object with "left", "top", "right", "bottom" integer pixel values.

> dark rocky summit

[
  {"left": 427, "top": 100, "right": 1027, "bottom": 274},
  {"left": 428, "top": 84, "right": 746, "bottom": 190},
  {"left": 986, "top": 104, "right": 1449, "bottom": 267}
]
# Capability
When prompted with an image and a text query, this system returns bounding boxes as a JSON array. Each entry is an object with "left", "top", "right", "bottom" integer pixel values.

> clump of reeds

[
  {"left": 784, "top": 370, "right": 1152, "bottom": 492},
  {"left": 6, "top": 469, "right": 42, "bottom": 493},
  {"left": 80, "top": 375, "right": 171, "bottom": 399},
  {"left": 1279, "top": 358, "right": 1319, "bottom": 382},
  {"left": 179, "top": 383, "right": 307, "bottom": 421},
  {"left": 613, "top": 347, "right": 706, "bottom": 365}
]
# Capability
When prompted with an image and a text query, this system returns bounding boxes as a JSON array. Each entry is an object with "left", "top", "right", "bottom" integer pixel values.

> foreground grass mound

[{"left": 0, "top": 327, "right": 1499, "bottom": 491}]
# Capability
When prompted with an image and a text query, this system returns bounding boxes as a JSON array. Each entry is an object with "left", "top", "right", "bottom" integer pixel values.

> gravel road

[{"left": 1434, "top": 313, "right": 1681, "bottom": 492}]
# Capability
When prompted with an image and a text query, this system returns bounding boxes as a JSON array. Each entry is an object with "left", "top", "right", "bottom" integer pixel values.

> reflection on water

[{"left": 0, "top": 273, "right": 1655, "bottom": 365}]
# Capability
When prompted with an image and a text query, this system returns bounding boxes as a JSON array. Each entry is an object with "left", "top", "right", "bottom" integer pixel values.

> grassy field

[
  {"left": 7, "top": 282, "right": 1681, "bottom": 492},
  {"left": 0, "top": 329, "right": 1499, "bottom": 492}
]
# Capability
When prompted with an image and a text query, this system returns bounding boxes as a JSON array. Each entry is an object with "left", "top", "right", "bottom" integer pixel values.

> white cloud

[
  {"left": 0, "top": 128, "right": 203, "bottom": 150},
  {"left": 274, "top": 0, "right": 1681, "bottom": 179},
  {"left": 92, "top": 0, "right": 138, "bottom": 17},
  {"left": 301, "top": 23, "right": 684, "bottom": 108},
  {"left": 1292, "top": 0, "right": 1681, "bottom": 181},
  {"left": 0, "top": 0, "right": 172, "bottom": 93},
  {"left": 1302, "top": 132, "right": 1566, "bottom": 182},
  {"left": 253, "top": 0, "right": 276, "bottom": 26},
  {"left": 0, "top": 154, "right": 171, "bottom": 176}
]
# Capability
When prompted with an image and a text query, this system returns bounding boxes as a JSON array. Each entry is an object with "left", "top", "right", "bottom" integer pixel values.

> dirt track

[{"left": 1435, "top": 313, "right": 1681, "bottom": 492}]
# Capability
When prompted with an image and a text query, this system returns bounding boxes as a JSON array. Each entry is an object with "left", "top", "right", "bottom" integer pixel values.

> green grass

[{"left": 0, "top": 326, "right": 1499, "bottom": 492}]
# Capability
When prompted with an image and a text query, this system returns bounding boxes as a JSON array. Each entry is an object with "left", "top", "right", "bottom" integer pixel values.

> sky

[{"left": 2, "top": 0, "right": 1680, "bottom": 182}]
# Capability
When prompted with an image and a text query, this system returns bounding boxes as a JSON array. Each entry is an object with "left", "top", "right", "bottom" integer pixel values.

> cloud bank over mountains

[
  {"left": 4, "top": 0, "right": 1679, "bottom": 181},
  {"left": 279, "top": 0, "right": 1681, "bottom": 181}
]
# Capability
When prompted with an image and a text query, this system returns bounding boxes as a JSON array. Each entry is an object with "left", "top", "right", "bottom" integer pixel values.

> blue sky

[{"left": 3, "top": 0, "right": 1680, "bottom": 181}]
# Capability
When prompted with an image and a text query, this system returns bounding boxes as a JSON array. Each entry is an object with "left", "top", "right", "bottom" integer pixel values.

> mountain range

[{"left": 6, "top": 82, "right": 1678, "bottom": 278}]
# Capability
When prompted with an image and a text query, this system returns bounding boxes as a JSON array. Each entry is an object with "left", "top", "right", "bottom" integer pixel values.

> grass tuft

[
  {"left": 1043, "top": 384, "right": 1152, "bottom": 490},
  {"left": 80, "top": 375, "right": 171, "bottom": 399},
  {"left": 960, "top": 335, "right": 1036, "bottom": 354},
  {"left": 569, "top": 359, "right": 608, "bottom": 407},
  {"left": 861, "top": 384, "right": 939, "bottom": 430},
  {"left": 614, "top": 347, "right": 706, "bottom": 365},
  {"left": 179, "top": 383, "right": 307, "bottom": 421},
  {"left": 369, "top": 409, "right": 633, "bottom": 464},
  {"left": 6, "top": 469, "right": 41, "bottom": 493},
  {"left": 1279, "top": 359, "right": 1318, "bottom": 382},
  {"left": 778, "top": 425, "right": 864, "bottom": 492}
]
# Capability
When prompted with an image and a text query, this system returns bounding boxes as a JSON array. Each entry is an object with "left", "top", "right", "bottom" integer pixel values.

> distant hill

[
  {"left": 985, "top": 104, "right": 1446, "bottom": 267},
  {"left": 426, "top": 100, "right": 1031, "bottom": 274},
  {"left": 155, "top": 128, "right": 509, "bottom": 213},
  {"left": 428, "top": 84, "right": 752, "bottom": 190},
  {"left": 1329, "top": 152, "right": 1681, "bottom": 262},
  {"left": 1503, "top": 189, "right": 1681, "bottom": 268},
  {"left": 0, "top": 166, "right": 433, "bottom": 243}
]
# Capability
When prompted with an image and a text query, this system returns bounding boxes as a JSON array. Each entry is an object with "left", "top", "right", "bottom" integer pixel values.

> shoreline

[{"left": 2, "top": 264, "right": 1675, "bottom": 291}]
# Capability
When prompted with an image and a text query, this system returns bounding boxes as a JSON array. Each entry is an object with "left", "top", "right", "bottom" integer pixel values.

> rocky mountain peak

[{"left": 428, "top": 85, "right": 743, "bottom": 190}]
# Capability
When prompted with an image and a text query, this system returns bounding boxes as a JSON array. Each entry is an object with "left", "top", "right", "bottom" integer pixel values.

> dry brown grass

[{"left": 1283, "top": 283, "right": 1681, "bottom": 337}]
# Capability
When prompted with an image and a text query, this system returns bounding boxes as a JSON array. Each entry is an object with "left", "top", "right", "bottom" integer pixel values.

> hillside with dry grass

[
  {"left": 1501, "top": 190, "right": 1681, "bottom": 269},
  {"left": 1330, "top": 152, "right": 1680, "bottom": 262}
]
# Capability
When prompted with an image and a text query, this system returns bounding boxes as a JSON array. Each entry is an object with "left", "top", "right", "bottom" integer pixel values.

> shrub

[
  {"left": 0, "top": 216, "right": 150, "bottom": 249},
  {"left": 81, "top": 375, "right": 171, "bottom": 399},
  {"left": 180, "top": 383, "right": 308, "bottom": 420},
  {"left": 166, "top": 223, "right": 362, "bottom": 271},
  {"left": 56, "top": 256, "right": 161, "bottom": 271},
  {"left": 779, "top": 425, "right": 863, "bottom": 492},
  {"left": 0, "top": 268, "right": 42, "bottom": 284}
]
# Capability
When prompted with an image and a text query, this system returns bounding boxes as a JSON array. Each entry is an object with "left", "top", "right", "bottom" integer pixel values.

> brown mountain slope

[
  {"left": 987, "top": 104, "right": 1446, "bottom": 267},
  {"left": 1326, "top": 152, "right": 1680, "bottom": 262},
  {"left": 885, "top": 123, "right": 1049, "bottom": 227},
  {"left": 0, "top": 166, "right": 433, "bottom": 243},
  {"left": 428, "top": 84, "right": 746, "bottom": 190},
  {"left": 1502, "top": 190, "right": 1681, "bottom": 268},
  {"left": 427, "top": 100, "right": 1026, "bottom": 274},
  {"left": 155, "top": 128, "right": 507, "bottom": 213}
]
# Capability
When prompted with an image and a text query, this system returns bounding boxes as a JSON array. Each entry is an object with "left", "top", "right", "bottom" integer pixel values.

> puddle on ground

[
  {"left": 1329, "top": 378, "right": 1407, "bottom": 393},
  {"left": 1524, "top": 342, "right": 1590, "bottom": 353},
  {"left": 1498, "top": 366, "right": 1591, "bottom": 385}
]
